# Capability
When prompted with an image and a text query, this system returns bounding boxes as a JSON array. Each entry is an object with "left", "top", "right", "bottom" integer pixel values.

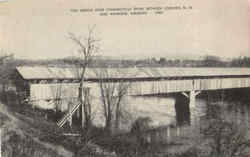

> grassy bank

[
  {"left": 2, "top": 131, "right": 64, "bottom": 157},
  {"left": 2, "top": 90, "right": 250, "bottom": 157}
]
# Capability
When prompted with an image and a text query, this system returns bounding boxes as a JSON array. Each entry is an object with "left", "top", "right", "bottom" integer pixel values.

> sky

[{"left": 0, "top": 0, "right": 249, "bottom": 59}]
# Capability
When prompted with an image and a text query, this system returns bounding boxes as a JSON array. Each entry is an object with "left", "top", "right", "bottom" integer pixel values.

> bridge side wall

[
  {"left": 128, "top": 77, "right": 250, "bottom": 95},
  {"left": 25, "top": 77, "right": 250, "bottom": 110},
  {"left": 29, "top": 83, "right": 79, "bottom": 111}
]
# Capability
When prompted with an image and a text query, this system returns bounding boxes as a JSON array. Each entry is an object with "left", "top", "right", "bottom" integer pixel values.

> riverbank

[
  {"left": 1, "top": 88, "right": 250, "bottom": 157},
  {"left": 0, "top": 102, "right": 73, "bottom": 157}
]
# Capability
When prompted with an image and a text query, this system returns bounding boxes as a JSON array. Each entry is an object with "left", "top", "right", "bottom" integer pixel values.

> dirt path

[{"left": 0, "top": 102, "right": 73, "bottom": 157}]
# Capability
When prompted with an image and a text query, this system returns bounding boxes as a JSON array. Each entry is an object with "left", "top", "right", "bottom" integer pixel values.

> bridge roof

[{"left": 16, "top": 66, "right": 250, "bottom": 80}]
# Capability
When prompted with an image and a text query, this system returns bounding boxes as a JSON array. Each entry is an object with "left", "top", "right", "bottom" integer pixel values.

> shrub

[
  {"left": 76, "top": 142, "right": 117, "bottom": 157},
  {"left": 2, "top": 131, "right": 63, "bottom": 157},
  {"left": 130, "top": 117, "right": 152, "bottom": 145}
]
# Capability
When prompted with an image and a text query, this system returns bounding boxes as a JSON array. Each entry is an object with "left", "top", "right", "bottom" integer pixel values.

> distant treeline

[
  {"left": 3, "top": 55, "right": 250, "bottom": 68},
  {"left": 39, "top": 55, "right": 250, "bottom": 68}
]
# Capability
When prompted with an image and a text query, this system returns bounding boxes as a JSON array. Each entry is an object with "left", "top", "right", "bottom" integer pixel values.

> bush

[
  {"left": 76, "top": 142, "right": 117, "bottom": 157},
  {"left": 130, "top": 117, "right": 152, "bottom": 145},
  {"left": 131, "top": 117, "right": 152, "bottom": 134},
  {"left": 2, "top": 131, "right": 63, "bottom": 157},
  {"left": 0, "top": 112, "right": 10, "bottom": 127}
]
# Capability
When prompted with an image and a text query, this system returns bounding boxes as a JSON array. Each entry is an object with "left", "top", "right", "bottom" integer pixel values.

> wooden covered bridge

[{"left": 13, "top": 66, "right": 250, "bottom": 127}]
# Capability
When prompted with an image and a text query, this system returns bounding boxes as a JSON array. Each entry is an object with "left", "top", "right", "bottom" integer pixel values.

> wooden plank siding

[
  {"left": 29, "top": 83, "right": 79, "bottom": 111},
  {"left": 126, "top": 77, "right": 250, "bottom": 95},
  {"left": 25, "top": 77, "right": 250, "bottom": 110},
  {"left": 14, "top": 67, "right": 250, "bottom": 112}
]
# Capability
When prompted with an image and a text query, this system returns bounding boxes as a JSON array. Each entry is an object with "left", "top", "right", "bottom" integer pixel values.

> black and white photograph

[{"left": 0, "top": 0, "right": 250, "bottom": 156}]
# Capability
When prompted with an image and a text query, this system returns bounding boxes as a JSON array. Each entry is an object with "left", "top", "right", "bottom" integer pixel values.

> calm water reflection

[{"left": 126, "top": 88, "right": 250, "bottom": 139}]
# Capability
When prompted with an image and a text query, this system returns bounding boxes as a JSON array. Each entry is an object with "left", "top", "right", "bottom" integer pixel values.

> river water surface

[{"left": 123, "top": 88, "right": 250, "bottom": 140}]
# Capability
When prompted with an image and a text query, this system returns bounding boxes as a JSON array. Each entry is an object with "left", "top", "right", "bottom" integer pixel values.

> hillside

[{"left": 0, "top": 102, "right": 73, "bottom": 157}]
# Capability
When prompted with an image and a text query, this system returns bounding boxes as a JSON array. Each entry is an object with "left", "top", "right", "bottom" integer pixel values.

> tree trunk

[
  {"left": 105, "top": 113, "right": 112, "bottom": 133},
  {"left": 115, "top": 104, "right": 120, "bottom": 130},
  {"left": 83, "top": 88, "right": 91, "bottom": 129},
  {"left": 78, "top": 83, "right": 85, "bottom": 128}
]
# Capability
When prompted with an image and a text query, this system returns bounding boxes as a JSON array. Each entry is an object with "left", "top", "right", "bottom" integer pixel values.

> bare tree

[
  {"left": 69, "top": 26, "right": 100, "bottom": 129},
  {"left": 96, "top": 68, "right": 131, "bottom": 133},
  {"left": 0, "top": 53, "right": 14, "bottom": 95}
]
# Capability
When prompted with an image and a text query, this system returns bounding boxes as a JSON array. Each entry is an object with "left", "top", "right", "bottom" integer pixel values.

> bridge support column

[{"left": 182, "top": 90, "right": 201, "bottom": 108}]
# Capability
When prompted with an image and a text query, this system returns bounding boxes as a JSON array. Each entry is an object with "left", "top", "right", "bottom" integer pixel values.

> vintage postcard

[{"left": 0, "top": 0, "right": 250, "bottom": 157}]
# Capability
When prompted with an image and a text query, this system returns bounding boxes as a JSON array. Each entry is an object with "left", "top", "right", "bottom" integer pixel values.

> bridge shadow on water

[
  {"left": 135, "top": 88, "right": 250, "bottom": 143},
  {"left": 201, "top": 88, "right": 250, "bottom": 102},
  {"left": 174, "top": 94, "right": 191, "bottom": 127}
]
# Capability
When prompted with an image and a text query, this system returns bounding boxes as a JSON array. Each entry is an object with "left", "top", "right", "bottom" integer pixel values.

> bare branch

[
  {"left": 96, "top": 68, "right": 133, "bottom": 132},
  {"left": 68, "top": 26, "right": 100, "bottom": 129}
]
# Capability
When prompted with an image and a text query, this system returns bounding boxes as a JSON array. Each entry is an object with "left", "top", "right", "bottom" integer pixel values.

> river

[{"left": 122, "top": 88, "right": 250, "bottom": 141}]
